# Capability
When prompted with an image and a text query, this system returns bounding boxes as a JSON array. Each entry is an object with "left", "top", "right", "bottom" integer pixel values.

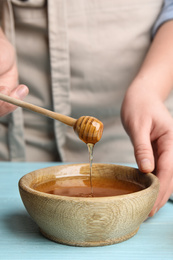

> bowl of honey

[{"left": 19, "top": 163, "right": 159, "bottom": 246}]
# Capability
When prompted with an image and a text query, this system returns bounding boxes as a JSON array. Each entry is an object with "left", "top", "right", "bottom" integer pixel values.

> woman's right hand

[{"left": 0, "top": 28, "right": 28, "bottom": 117}]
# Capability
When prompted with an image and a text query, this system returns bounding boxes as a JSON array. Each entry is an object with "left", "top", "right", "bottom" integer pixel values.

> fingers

[
  {"left": 134, "top": 141, "right": 154, "bottom": 173},
  {"left": 134, "top": 129, "right": 173, "bottom": 217},
  {"left": 0, "top": 84, "right": 29, "bottom": 116},
  {"left": 149, "top": 133, "right": 173, "bottom": 216},
  {"left": 134, "top": 132, "right": 173, "bottom": 217},
  {"left": 11, "top": 84, "right": 29, "bottom": 99},
  {"left": 128, "top": 122, "right": 155, "bottom": 173}
]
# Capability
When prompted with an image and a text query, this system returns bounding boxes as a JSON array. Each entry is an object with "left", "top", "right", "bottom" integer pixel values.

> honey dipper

[{"left": 0, "top": 93, "right": 103, "bottom": 144}]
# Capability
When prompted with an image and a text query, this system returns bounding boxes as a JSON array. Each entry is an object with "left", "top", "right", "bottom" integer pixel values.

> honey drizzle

[{"left": 87, "top": 143, "right": 94, "bottom": 196}]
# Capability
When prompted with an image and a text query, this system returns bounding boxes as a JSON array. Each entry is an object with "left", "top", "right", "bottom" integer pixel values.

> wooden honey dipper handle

[
  {"left": 0, "top": 93, "right": 76, "bottom": 126},
  {"left": 0, "top": 93, "right": 103, "bottom": 144}
]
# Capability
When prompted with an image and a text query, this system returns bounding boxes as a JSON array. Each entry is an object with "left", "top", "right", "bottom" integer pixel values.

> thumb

[
  {"left": 12, "top": 84, "right": 29, "bottom": 100},
  {"left": 131, "top": 131, "right": 155, "bottom": 173}
]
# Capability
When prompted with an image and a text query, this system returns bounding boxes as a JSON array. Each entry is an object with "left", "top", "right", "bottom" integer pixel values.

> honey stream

[{"left": 87, "top": 143, "right": 94, "bottom": 196}]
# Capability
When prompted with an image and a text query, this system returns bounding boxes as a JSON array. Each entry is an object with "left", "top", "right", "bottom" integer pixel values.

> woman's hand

[
  {"left": 0, "top": 28, "right": 28, "bottom": 116},
  {"left": 121, "top": 20, "right": 173, "bottom": 216},
  {"left": 121, "top": 82, "right": 173, "bottom": 216}
]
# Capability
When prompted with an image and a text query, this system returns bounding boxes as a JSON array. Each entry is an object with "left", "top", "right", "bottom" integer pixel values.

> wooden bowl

[{"left": 19, "top": 164, "right": 159, "bottom": 247}]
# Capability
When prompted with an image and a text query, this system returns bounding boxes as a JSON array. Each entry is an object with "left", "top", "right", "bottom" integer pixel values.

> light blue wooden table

[{"left": 0, "top": 162, "right": 173, "bottom": 260}]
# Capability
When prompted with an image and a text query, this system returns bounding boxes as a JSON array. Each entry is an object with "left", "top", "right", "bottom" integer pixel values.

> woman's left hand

[{"left": 121, "top": 83, "right": 173, "bottom": 216}]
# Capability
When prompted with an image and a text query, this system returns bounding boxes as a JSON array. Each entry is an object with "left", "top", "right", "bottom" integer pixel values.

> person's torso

[{"left": 0, "top": 0, "right": 165, "bottom": 163}]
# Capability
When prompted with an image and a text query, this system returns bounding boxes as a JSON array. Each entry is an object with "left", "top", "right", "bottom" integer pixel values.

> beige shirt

[{"left": 0, "top": 0, "right": 166, "bottom": 163}]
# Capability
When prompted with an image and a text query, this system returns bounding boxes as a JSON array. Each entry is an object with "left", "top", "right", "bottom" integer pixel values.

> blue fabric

[{"left": 152, "top": 0, "right": 173, "bottom": 36}]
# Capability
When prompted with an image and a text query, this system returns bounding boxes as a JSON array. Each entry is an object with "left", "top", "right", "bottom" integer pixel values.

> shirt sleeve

[{"left": 152, "top": 0, "right": 173, "bottom": 37}]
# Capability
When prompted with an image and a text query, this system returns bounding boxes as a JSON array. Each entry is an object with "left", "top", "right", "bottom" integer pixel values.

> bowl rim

[{"left": 18, "top": 163, "right": 159, "bottom": 202}]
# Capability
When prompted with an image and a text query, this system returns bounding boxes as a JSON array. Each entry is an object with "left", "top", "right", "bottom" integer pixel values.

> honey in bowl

[
  {"left": 32, "top": 144, "right": 144, "bottom": 198},
  {"left": 32, "top": 175, "right": 144, "bottom": 197}
]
